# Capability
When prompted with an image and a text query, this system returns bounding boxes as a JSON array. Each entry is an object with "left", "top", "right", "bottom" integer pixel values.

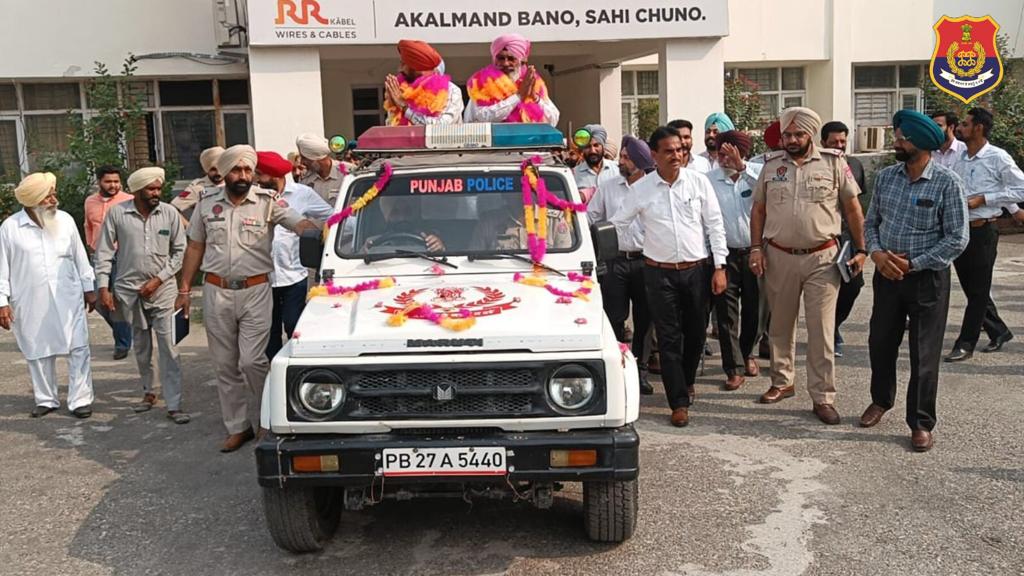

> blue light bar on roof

[{"left": 356, "top": 123, "right": 564, "bottom": 151}]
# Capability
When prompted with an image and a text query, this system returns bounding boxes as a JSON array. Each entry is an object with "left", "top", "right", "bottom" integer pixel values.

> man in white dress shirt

[
  {"left": 707, "top": 130, "right": 764, "bottom": 392},
  {"left": 0, "top": 173, "right": 97, "bottom": 418},
  {"left": 930, "top": 111, "right": 967, "bottom": 170},
  {"left": 945, "top": 107, "right": 1024, "bottom": 362},
  {"left": 611, "top": 125, "right": 728, "bottom": 427},
  {"left": 589, "top": 135, "right": 656, "bottom": 395},
  {"left": 255, "top": 151, "right": 334, "bottom": 360},
  {"left": 667, "top": 119, "right": 712, "bottom": 174}
]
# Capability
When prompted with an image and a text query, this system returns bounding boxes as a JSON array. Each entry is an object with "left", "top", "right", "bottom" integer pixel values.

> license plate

[{"left": 380, "top": 447, "right": 506, "bottom": 477}]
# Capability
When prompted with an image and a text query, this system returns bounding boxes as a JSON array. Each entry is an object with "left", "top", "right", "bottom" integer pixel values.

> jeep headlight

[
  {"left": 297, "top": 370, "right": 346, "bottom": 416},
  {"left": 547, "top": 365, "right": 595, "bottom": 411}
]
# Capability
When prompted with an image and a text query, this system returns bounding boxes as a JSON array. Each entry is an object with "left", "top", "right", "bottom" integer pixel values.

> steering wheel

[{"left": 369, "top": 232, "right": 428, "bottom": 249}]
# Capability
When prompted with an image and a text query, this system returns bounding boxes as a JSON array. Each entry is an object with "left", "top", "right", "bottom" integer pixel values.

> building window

[
  {"left": 726, "top": 67, "right": 806, "bottom": 120},
  {"left": 352, "top": 86, "right": 386, "bottom": 136},
  {"left": 620, "top": 70, "right": 659, "bottom": 136},
  {"left": 853, "top": 64, "right": 924, "bottom": 127},
  {"left": 0, "top": 78, "right": 251, "bottom": 181}
]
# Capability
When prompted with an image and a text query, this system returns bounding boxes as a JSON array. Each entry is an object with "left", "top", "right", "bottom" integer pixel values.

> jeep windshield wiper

[
  {"left": 364, "top": 249, "right": 458, "bottom": 269},
  {"left": 467, "top": 253, "right": 565, "bottom": 277}
]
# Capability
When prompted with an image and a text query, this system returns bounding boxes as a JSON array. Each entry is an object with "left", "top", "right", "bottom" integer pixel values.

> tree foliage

[{"left": 724, "top": 77, "right": 769, "bottom": 157}]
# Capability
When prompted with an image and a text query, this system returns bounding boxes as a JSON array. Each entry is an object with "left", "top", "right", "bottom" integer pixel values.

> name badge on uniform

[
  {"left": 158, "top": 229, "right": 170, "bottom": 236},
  {"left": 741, "top": 189, "right": 753, "bottom": 198},
  {"left": 242, "top": 217, "right": 258, "bottom": 226}
]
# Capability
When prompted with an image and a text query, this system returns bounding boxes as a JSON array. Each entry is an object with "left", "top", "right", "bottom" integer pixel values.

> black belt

[
  {"left": 728, "top": 247, "right": 753, "bottom": 256},
  {"left": 619, "top": 251, "right": 644, "bottom": 260}
]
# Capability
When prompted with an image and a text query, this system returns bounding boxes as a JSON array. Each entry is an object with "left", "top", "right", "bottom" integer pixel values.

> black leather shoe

[
  {"left": 30, "top": 405, "right": 57, "bottom": 418},
  {"left": 982, "top": 332, "right": 1013, "bottom": 353},
  {"left": 113, "top": 348, "right": 129, "bottom": 360},
  {"left": 943, "top": 347, "right": 973, "bottom": 363},
  {"left": 639, "top": 376, "right": 654, "bottom": 395},
  {"left": 71, "top": 406, "right": 93, "bottom": 419}
]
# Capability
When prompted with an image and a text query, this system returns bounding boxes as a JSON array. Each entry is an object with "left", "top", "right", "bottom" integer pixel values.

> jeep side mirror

[
  {"left": 299, "top": 228, "right": 324, "bottom": 269},
  {"left": 590, "top": 221, "right": 619, "bottom": 262}
]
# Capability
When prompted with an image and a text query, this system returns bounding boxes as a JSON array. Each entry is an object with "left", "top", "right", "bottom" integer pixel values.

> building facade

[{"left": 1, "top": 0, "right": 1022, "bottom": 182}]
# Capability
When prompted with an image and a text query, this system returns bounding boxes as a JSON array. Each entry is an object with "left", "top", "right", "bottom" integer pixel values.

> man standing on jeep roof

[{"left": 175, "top": 145, "right": 319, "bottom": 453}]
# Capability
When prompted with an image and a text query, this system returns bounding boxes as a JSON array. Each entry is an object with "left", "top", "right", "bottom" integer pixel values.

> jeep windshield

[{"left": 334, "top": 170, "right": 581, "bottom": 259}]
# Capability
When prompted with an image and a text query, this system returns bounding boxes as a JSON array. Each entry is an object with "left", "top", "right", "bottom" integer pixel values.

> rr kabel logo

[
  {"left": 275, "top": 0, "right": 328, "bottom": 25},
  {"left": 930, "top": 15, "right": 1004, "bottom": 104}
]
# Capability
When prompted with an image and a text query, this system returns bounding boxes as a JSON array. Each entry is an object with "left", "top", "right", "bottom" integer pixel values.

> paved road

[{"left": 2, "top": 239, "right": 1023, "bottom": 576}]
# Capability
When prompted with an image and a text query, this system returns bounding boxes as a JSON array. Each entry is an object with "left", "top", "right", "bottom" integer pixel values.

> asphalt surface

[{"left": 1, "top": 239, "right": 1023, "bottom": 576}]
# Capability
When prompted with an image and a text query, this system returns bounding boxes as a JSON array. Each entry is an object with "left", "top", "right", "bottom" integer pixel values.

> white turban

[
  {"left": 216, "top": 144, "right": 258, "bottom": 177},
  {"left": 14, "top": 172, "right": 56, "bottom": 207},
  {"left": 296, "top": 133, "right": 330, "bottom": 161},
  {"left": 199, "top": 146, "right": 225, "bottom": 173},
  {"left": 127, "top": 167, "right": 165, "bottom": 193},
  {"left": 780, "top": 106, "right": 822, "bottom": 140}
]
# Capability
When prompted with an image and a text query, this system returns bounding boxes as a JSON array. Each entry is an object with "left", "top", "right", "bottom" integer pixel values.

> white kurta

[{"left": 0, "top": 210, "right": 94, "bottom": 360}]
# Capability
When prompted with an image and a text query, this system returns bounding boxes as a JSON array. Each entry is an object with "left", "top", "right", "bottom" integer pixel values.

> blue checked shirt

[{"left": 865, "top": 160, "right": 969, "bottom": 271}]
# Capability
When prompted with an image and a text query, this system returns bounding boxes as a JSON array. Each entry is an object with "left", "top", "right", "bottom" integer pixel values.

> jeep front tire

[
  {"left": 582, "top": 479, "right": 638, "bottom": 542},
  {"left": 262, "top": 486, "right": 342, "bottom": 553}
]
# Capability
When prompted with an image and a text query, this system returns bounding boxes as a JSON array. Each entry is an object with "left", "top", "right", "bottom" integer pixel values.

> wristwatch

[{"left": 855, "top": 248, "right": 868, "bottom": 256}]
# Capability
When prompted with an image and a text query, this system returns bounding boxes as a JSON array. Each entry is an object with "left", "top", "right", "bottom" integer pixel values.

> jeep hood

[{"left": 290, "top": 275, "right": 603, "bottom": 358}]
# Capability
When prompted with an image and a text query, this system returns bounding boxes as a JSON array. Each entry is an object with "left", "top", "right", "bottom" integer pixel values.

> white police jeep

[{"left": 255, "top": 124, "right": 640, "bottom": 552}]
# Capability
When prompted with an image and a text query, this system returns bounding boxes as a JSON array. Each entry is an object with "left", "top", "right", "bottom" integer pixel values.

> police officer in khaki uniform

[
  {"left": 171, "top": 146, "right": 225, "bottom": 224},
  {"left": 748, "top": 107, "right": 866, "bottom": 425},
  {"left": 176, "top": 145, "right": 318, "bottom": 452},
  {"left": 296, "top": 133, "right": 350, "bottom": 205},
  {"left": 471, "top": 193, "right": 572, "bottom": 251}
]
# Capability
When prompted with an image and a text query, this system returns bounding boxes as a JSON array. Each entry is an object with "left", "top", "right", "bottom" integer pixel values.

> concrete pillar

[
  {"left": 805, "top": 0, "right": 854, "bottom": 131},
  {"left": 249, "top": 46, "right": 323, "bottom": 154},
  {"left": 597, "top": 65, "right": 623, "bottom": 150},
  {"left": 658, "top": 38, "right": 726, "bottom": 154}
]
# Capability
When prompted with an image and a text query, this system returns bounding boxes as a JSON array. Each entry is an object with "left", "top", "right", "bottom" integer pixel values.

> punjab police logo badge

[{"left": 930, "top": 16, "right": 1004, "bottom": 104}]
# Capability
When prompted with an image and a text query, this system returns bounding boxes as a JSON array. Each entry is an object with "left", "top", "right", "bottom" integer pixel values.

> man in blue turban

[
  {"left": 701, "top": 112, "right": 736, "bottom": 170},
  {"left": 892, "top": 109, "right": 945, "bottom": 151}
]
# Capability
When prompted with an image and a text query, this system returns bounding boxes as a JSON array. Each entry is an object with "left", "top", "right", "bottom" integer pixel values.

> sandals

[
  {"left": 167, "top": 411, "right": 191, "bottom": 425},
  {"left": 132, "top": 393, "right": 157, "bottom": 413}
]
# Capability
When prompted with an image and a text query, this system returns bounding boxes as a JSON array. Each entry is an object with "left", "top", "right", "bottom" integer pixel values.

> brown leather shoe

[
  {"left": 759, "top": 385, "right": 794, "bottom": 404},
  {"left": 723, "top": 374, "right": 745, "bottom": 391},
  {"left": 744, "top": 358, "right": 760, "bottom": 377},
  {"left": 670, "top": 407, "right": 689, "bottom": 427},
  {"left": 859, "top": 404, "right": 888, "bottom": 428},
  {"left": 911, "top": 429, "right": 934, "bottom": 452},
  {"left": 812, "top": 403, "right": 841, "bottom": 425},
  {"left": 220, "top": 428, "right": 255, "bottom": 453}
]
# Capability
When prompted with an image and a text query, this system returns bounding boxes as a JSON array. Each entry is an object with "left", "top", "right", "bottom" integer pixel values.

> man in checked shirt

[{"left": 861, "top": 110, "right": 969, "bottom": 453}]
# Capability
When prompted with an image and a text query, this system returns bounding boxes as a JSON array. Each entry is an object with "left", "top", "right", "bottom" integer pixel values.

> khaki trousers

[
  {"left": 763, "top": 244, "right": 840, "bottom": 405},
  {"left": 203, "top": 282, "right": 273, "bottom": 434}
]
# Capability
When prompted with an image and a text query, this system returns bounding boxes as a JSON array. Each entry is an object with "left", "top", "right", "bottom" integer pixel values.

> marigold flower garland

[
  {"left": 467, "top": 65, "right": 548, "bottom": 123},
  {"left": 323, "top": 163, "right": 393, "bottom": 240},
  {"left": 386, "top": 302, "right": 476, "bottom": 332},
  {"left": 520, "top": 156, "right": 587, "bottom": 264},
  {"left": 513, "top": 271, "right": 593, "bottom": 301},
  {"left": 383, "top": 73, "right": 451, "bottom": 126},
  {"left": 307, "top": 277, "right": 396, "bottom": 300}
]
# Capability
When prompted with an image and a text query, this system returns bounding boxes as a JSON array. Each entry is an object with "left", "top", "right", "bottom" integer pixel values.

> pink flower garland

[
  {"left": 325, "top": 163, "right": 393, "bottom": 228},
  {"left": 307, "top": 277, "right": 396, "bottom": 299},
  {"left": 514, "top": 272, "right": 594, "bottom": 301},
  {"left": 520, "top": 156, "right": 587, "bottom": 264}
]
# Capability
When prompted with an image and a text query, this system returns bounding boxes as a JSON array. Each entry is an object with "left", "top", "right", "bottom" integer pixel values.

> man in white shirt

[
  {"left": 667, "top": 119, "right": 712, "bottom": 173},
  {"left": 588, "top": 135, "right": 655, "bottom": 395},
  {"left": 0, "top": 173, "right": 97, "bottom": 418},
  {"left": 611, "top": 125, "right": 728, "bottom": 427},
  {"left": 945, "top": 107, "right": 1024, "bottom": 362},
  {"left": 707, "top": 131, "right": 764, "bottom": 392},
  {"left": 574, "top": 124, "right": 619, "bottom": 194},
  {"left": 930, "top": 111, "right": 967, "bottom": 170},
  {"left": 255, "top": 151, "right": 335, "bottom": 360}
]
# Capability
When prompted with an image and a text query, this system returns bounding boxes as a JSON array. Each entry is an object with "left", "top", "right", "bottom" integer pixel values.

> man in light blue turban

[{"left": 701, "top": 112, "right": 736, "bottom": 169}]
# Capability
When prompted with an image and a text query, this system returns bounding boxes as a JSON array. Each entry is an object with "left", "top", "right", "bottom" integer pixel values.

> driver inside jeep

[
  {"left": 471, "top": 192, "right": 571, "bottom": 251},
  {"left": 363, "top": 195, "right": 446, "bottom": 253}
]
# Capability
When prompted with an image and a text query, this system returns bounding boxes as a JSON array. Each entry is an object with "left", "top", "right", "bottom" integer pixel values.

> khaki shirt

[
  {"left": 471, "top": 208, "right": 572, "bottom": 251},
  {"left": 752, "top": 146, "right": 860, "bottom": 248},
  {"left": 186, "top": 186, "right": 305, "bottom": 278},
  {"left": 299, "top": 161, "right": 348, "bottom": 205},
  {"left": 94, "top": 201, "right": 185, "bottom": 324},
  {"left": 171, "top": 176, "right": 222, "bottom": 220}
]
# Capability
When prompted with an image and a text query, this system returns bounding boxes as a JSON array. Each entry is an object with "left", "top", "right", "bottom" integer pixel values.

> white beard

[{"left": 31, "top": 206, "right": 60, "bottom": 237}]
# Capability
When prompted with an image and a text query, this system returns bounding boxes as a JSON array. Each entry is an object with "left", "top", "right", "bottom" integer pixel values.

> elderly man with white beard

[{"left": 0, "top": 172, "right": 97, "bottom": 418}]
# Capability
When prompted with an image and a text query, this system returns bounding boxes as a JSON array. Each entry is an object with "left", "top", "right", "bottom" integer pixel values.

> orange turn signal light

[
  {"left": 292, "top": 454, "right": 340, "bottom": 473},
  {"left": 549, "top": 449, "right": 598, "bottom": 468}
]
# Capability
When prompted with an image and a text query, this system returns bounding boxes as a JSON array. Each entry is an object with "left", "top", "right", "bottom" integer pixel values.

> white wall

[
  {"left": 250, "top": 47, "right": 323, "bottom": 155},
  {"left": 0, "top": 0, "right": 247, "bottom": 78},
  {"left": 722, "top": 0, "right": 829, "bottom": 63}
]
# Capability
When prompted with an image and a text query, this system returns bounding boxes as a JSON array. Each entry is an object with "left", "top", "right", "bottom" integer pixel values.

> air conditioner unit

[
  {"left": 857, "top": 126, "right": 891, "bottom": 153},
  {"left": 213, "top": 0, "right": 247, "bottom": 48}
]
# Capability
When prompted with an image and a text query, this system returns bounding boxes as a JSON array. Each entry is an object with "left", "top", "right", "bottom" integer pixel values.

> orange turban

[{"left": 397, "top": 39, "right": 441, "bottom": 73}]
